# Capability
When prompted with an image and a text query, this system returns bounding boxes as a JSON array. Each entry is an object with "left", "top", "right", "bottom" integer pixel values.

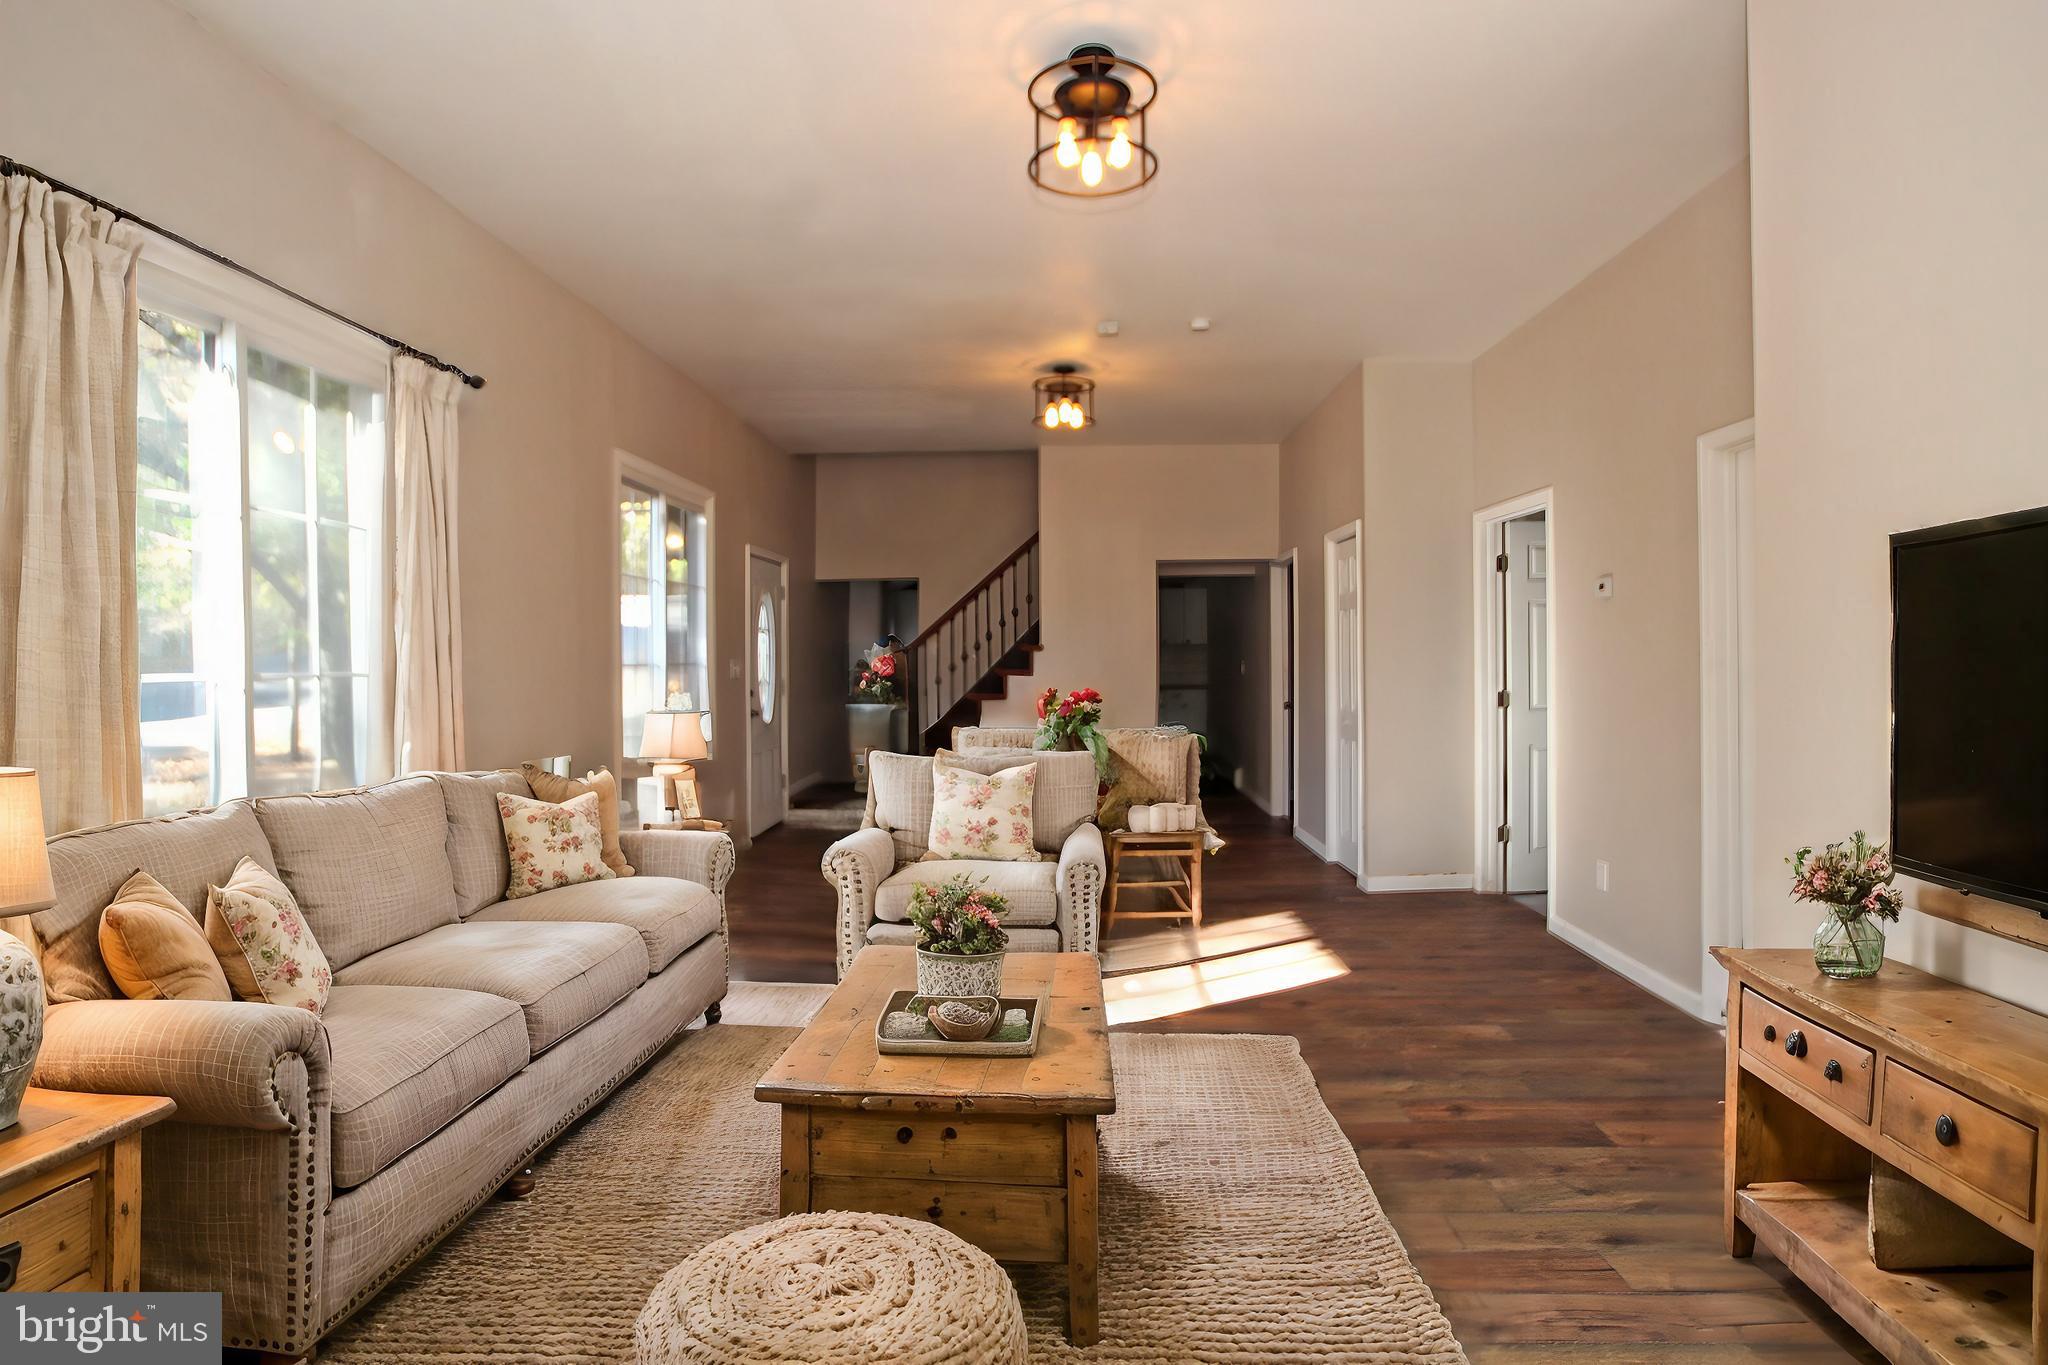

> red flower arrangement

[{"left": 1034, "top": 685, "right": 1109, "bottom": 779}]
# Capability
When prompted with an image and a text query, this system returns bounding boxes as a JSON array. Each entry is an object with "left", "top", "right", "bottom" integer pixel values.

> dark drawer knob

[
  {"left": 1784, "top": 1029, "right": 1807, "bottom": 1059},
  {"left": 896, "top": 1126, "right": 914, "bottom": 1144},
  {"left": 1935, "top": 1113, "right": 1959, "bottom": 1147},
  {"left": 1823, "top": 1059, "right": 1844, "bottom": 1082},
  {"left": 0, "top": 1240, "right": 19, "bottom": 1293},
  {"left": 1762, "top": 1024, "right": 1777, "bottom": 1043}
]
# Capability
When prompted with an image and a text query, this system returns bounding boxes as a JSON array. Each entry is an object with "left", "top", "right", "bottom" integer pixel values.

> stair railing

[{"left": 903, "top": 534, "right": 1039, "bottom": 752}]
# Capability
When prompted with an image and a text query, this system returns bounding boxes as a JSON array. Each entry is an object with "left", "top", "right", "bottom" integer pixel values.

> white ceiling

[{"left": 167, "top": 0, "right": 1748, "bottom": 453}]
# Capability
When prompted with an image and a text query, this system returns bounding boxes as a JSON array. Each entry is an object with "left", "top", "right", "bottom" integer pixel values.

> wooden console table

[{"left": 1716, "top": 947, "right": 2048, "bottom": 1363}]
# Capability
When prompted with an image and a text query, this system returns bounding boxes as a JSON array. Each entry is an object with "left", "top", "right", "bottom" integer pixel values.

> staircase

[{"left": 903, "top": 535, "right": 1041, "bottom": 752}]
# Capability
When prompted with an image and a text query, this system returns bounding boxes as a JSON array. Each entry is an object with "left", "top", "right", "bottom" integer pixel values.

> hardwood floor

[{"left": 725, "top": 794, "right": 1882, "bottom": 1363}]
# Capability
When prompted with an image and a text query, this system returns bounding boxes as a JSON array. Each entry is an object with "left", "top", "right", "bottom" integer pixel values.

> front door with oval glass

[{"left": 748, "top": 550, "right": 788, "bottom": 837}]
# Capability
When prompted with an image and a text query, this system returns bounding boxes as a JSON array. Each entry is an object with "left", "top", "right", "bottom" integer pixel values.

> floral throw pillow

[
  {"left": 498, "top": 790, "right": 618, "bottom": 899},
  {"left": 204, "top": 857, "right": 332, "bottom": 1014},
  {"left": 925, "top": 754, "right": 1039, "bottom": 862}
]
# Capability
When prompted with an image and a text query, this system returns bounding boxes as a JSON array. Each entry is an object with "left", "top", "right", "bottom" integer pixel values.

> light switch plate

[{"left": 1595, "top": 859, "right": 1611, "bottom": 892}]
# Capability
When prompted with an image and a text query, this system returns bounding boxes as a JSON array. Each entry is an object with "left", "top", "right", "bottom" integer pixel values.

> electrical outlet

[
  {"left": 1594, "top": 574, "right": 1615, "bottom": 599},
  {"left": 1595, "top": 859, "right": 1611, "bottom": 893}
]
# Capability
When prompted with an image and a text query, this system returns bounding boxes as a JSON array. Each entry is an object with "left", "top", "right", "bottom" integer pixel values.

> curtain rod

[{"left": 1, "top": 154, "right": 485, "bottom": 390}]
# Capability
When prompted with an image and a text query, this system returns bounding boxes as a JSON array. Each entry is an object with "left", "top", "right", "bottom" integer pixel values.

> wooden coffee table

[{"left": 756, "top": 946, "right": 1116, "bottom": 1345}]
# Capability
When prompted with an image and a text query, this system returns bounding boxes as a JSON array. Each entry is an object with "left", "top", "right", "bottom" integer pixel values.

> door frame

[
  {"left": 1697, "top": 419, "right": 1756, "bottom": 1022},
  {"left": 1270, "top": 552, "right": 1296, "bottom": 823},
  {"left": 1324, "top": 521, "right": 1364, "bottom": 877},
  {"left": 1472, "top": 488, "right": 1557, "bottom": 903},
  {"left": 745, "top": 544, "right": 791, "bottom": 840}
]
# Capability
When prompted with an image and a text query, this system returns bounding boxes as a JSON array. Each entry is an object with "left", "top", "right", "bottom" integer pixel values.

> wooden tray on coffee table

[{"left": 874, "top": 990, "right": 1048, "bottom": 1056}]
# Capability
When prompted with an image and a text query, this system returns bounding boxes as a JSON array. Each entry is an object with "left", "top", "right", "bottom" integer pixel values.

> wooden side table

[
  {"left": 0, "top": 1088, "right": 174, "bottom": 1293},
  {"left": 1103, "top": 829, "right": 1204, "bottom": 937}
]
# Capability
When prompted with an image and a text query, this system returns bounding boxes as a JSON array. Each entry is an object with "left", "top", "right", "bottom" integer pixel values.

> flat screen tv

[{"left": 1891, "top": 505, "right": 2048, "bottom": 917}]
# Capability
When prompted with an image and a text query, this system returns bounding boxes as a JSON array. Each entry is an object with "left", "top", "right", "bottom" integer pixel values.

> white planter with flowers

[{"left": 908, "top": 872, "right": 1011, "bottom": 998}]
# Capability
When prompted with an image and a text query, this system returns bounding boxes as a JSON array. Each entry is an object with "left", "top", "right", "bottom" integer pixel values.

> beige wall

[
  {"left": 1472, "top": 163, "right": 1753, "bottom": 1002},
  {"left": 1749, "top": 4, "right": 2048, "bottom": 1010},
  {"left": 814, "top": 450, "right": 1037, "bottom": 633},
  {"left": 1360, "top": 362, "right": 1475, "bottom": 882},
  {"left": 1278, "top": 367, "right": 1366, "bottom": 847},
  {"left": 982, "top": 444, "right": 1280, "bottom": 729},
  {"left": 1, "top": 0, "right": 836, "bottom": 826}
]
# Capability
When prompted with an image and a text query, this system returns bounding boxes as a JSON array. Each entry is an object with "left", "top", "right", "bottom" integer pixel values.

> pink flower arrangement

[
  {"left": 907, "top": 873, "right": 1011, "bottom": 957},
  {"left": 1789, "top": 831, "right": 1903, "bottom": 923}
]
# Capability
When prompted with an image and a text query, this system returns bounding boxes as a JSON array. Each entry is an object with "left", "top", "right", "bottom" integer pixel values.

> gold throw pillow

[
  {"left": 99, "top": 869, "right": 232, "bottom": 1002},
  {"left": 521, "top": 764, "right": 635, "bottom": 877}
]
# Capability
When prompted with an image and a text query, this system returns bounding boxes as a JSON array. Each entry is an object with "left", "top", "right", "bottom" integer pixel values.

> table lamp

[
  {"left": 639, "top": 709, "right": 710, "bottom": 821},
  {"left": 0, "top": 768, "right": 53, "bottom": 1130}
]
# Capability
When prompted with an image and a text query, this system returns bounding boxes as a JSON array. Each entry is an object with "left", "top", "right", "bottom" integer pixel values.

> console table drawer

[
  {"left": 1879, "top": 1060, "right": 2037, "bottom": 1219},
  {"left": 1739, "top": 988, "right": 1874, "bottom": 1123}
]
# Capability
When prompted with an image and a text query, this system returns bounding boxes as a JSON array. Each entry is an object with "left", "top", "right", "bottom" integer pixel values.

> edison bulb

[
  {"left": 1079, "top": 144, "right": 1104, "bottom": 187},
  {"left": 1055, "top": 118, "right": 1080, "bottom": 169},
  {"left": 1107, "top": 118, "right": 1132, "bottom": 170},
  {"left": 1066, "top": 404, "right": 1086, "bottom": 429},
  {"left": 1043, "top": 402, "right": 1061, "bottom": 429}
]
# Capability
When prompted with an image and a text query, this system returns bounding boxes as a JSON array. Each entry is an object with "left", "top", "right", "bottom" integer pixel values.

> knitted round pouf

[{"left": 634, "top": 1211, "right": 1027, "bottom": 1364}]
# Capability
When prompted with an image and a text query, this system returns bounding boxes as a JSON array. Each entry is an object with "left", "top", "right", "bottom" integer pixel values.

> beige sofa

[
  {"left": 25, "top": 770, "right": 733, "bottom": 1358},
  {"left": 820, "top": 748, "right": 1103, "bottom": 978}
]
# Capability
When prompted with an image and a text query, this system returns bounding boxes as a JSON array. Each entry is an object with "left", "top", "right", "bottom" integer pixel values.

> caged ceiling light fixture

[
  {"left": 1028, "top": 43, "right": 1158, "bottom": 197},
  {"left": 1033, "top": 366, "right": 1095, "bottom": 431}
]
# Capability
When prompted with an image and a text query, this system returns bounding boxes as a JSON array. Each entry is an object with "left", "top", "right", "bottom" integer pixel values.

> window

[
  {"left": 136, "top": 268, "right": 389, "bottom": 816},
  {"left": 618, "top": 467, "right": 711, "bottom": 794}
]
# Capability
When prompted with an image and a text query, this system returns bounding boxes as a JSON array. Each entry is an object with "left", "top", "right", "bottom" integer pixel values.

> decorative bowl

[{"left": 926, "top": 996, "right": 999, "bottom": 1042}]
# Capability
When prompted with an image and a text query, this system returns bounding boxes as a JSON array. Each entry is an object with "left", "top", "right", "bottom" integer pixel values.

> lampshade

[
  {"left": 639, "top": 711, "right": 710, "bottom": 763},
  {"left": 0, "top": 769, "right": 54, "bottom": 915}
]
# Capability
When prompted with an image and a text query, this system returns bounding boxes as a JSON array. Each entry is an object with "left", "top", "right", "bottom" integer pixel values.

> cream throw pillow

[
  {"left": 520, "top": 764, "right": 634, "bottom": 877},
  {"left": 925, "top": 753, "right": 1039, "bottom": 862},
  {"left": 205, "top": 857, "right": 332, "bottom": 1014},
  {"left": 498, "top": 790, "right": 618, "bottom": 898},
  {"left": 100, "top": 869, "right": 232, "bottom": 1002}
]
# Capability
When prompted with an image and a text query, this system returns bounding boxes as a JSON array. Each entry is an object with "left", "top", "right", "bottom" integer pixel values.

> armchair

[{"left": 821, "top": 749, "right": 1104, "bottom": 978}]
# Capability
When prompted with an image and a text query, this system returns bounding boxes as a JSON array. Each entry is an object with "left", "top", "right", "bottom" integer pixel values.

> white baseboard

[
  {"left": 1292, "top": 824, "right": 1332, "bottom": 861},
  {"left": 1361, "top": 873, "right": 1474, "bottom": 892},
  {"left": 1547, "top": 912, "right": 1712, "bottom": 1023},
  {"left": 787, "top": 772, "right": 826, "bottom": 798}
]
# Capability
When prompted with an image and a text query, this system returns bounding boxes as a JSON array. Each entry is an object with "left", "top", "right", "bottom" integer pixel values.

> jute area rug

[{"left": 322, "top": 1018, "right": 1467, "bottom": 1363}]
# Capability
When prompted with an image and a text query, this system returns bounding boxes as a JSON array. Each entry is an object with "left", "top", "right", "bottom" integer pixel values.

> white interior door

[
  {"left": 1326, "top": 528, "right": 1362, "bottom": 874},
  {"left": 747, "top": 550, "right": 787, "bottom": 837},
  {"left": 1504, "top": 515, "right": 1549, "bottom": 894}
]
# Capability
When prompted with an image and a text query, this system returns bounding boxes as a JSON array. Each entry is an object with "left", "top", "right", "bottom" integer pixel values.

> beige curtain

[
  {"left": 390, "top": 355, "right": 465, "bottom": 774},
  {"left": 0, "top": 175, "right": 145, "bottom": 832}
]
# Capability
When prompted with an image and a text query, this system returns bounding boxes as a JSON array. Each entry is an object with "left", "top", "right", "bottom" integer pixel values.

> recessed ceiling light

[{"left": 1189, "top": 318, "right": 1212, "bottom": 332}]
